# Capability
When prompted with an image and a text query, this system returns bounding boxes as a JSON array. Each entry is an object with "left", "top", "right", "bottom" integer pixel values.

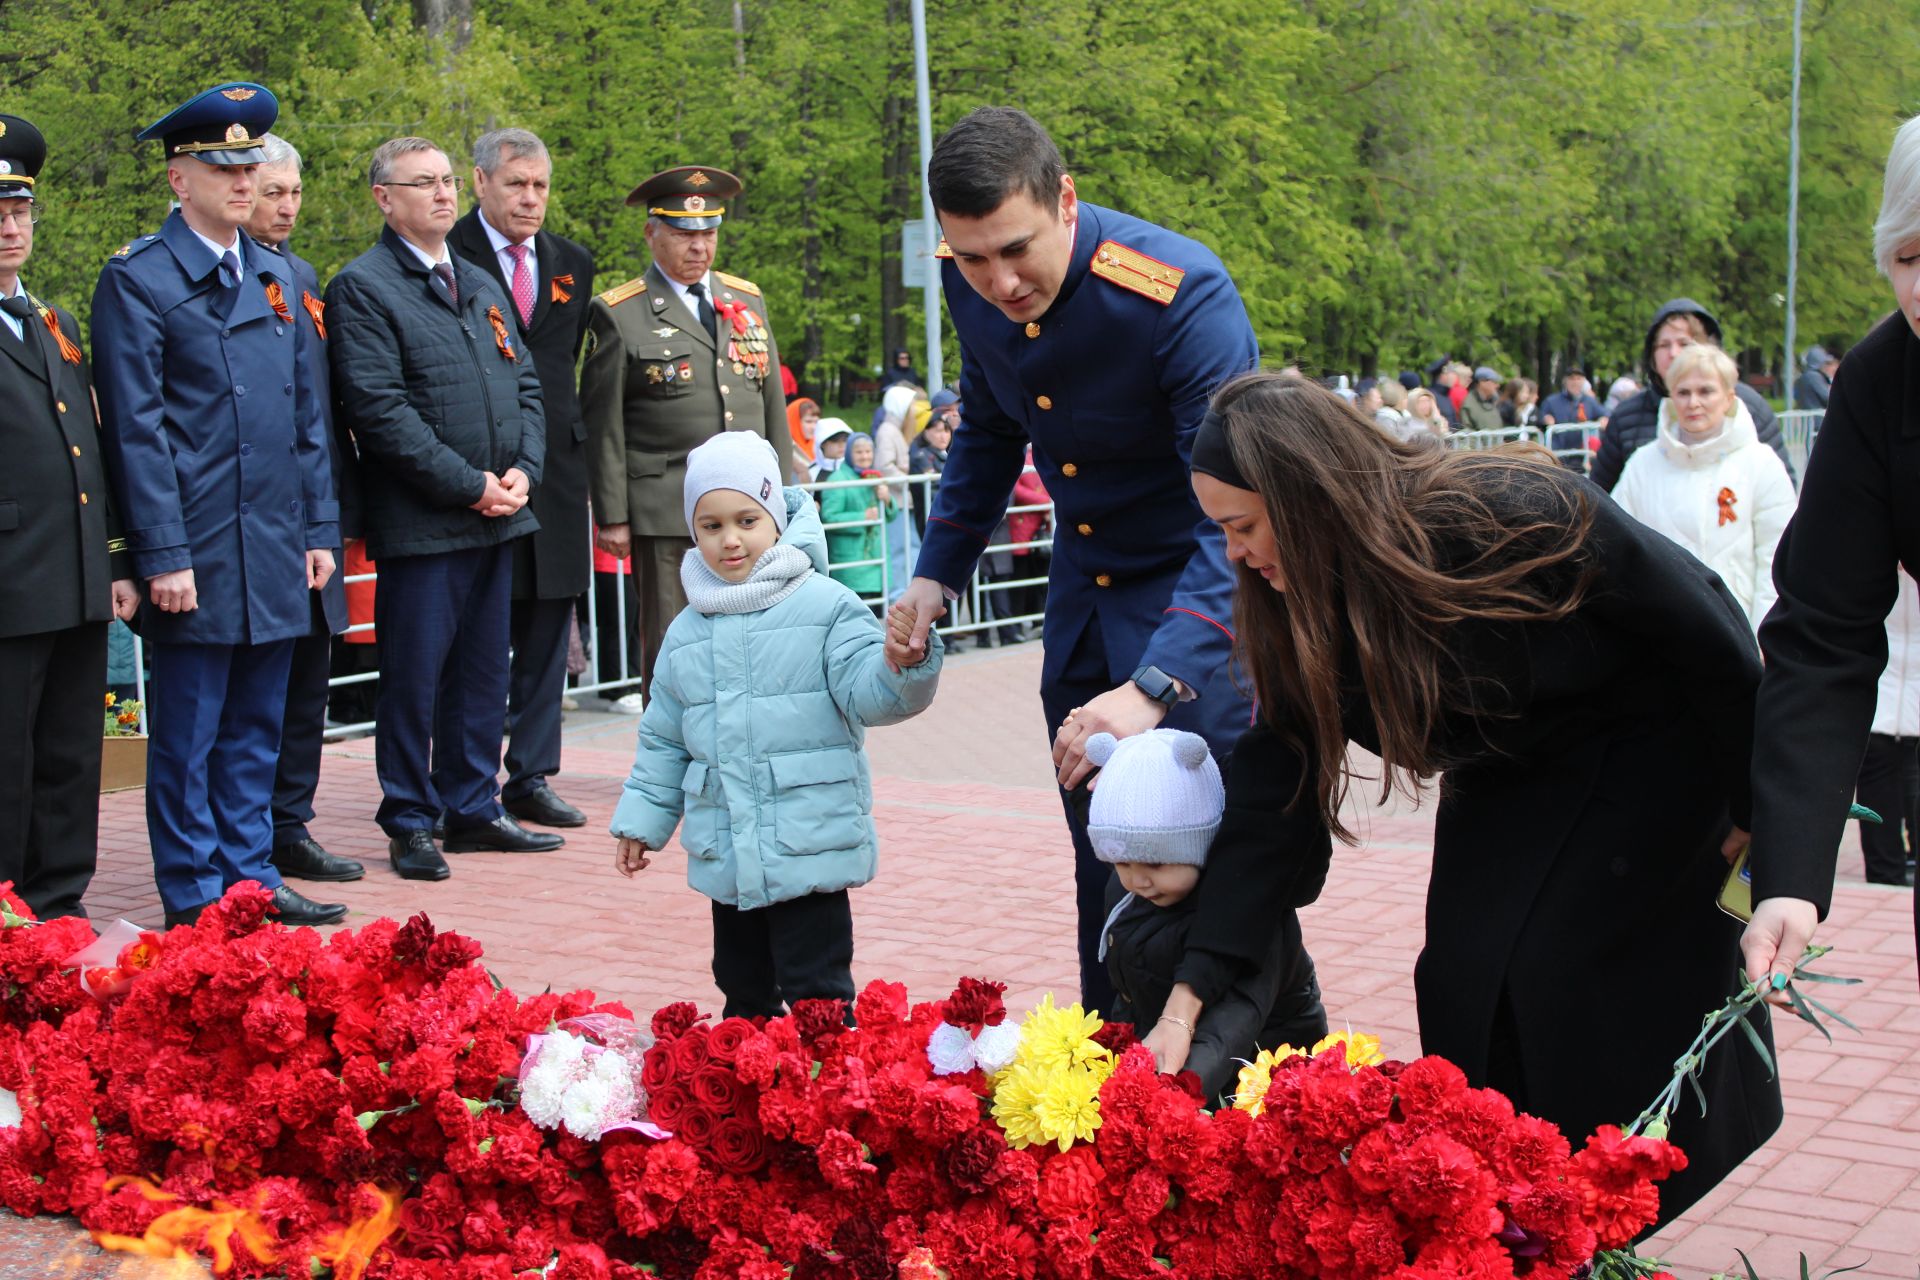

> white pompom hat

[{"left": 1084, "top": 728, "right": 1224, "bottom": 866}]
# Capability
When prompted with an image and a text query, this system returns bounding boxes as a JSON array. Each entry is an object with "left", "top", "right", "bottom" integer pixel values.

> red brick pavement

[{"left": 9, "top": 640, "right": 1920, "bottom": 1276}]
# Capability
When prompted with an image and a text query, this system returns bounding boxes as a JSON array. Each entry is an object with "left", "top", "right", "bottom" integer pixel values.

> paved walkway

[{"left": 10, "top": 640, "right": 1920, "bottom": 1276}]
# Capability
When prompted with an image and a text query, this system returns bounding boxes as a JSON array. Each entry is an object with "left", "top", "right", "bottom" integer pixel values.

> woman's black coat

[
  {"left": 1753, "top": 311, "right": 1920, "bottom": 941},
  {"left": 1186, "top": 463, "right": 1782, "bottom": 1227}
]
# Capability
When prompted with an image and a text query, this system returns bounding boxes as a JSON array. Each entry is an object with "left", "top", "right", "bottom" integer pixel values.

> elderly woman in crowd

[
  {"left": 1161, "top": 372, "right": 1781, "bottom": 1226},
  {"left": 1745, "top": 113, "right": 1920, "bottom": 986},
  {"left": 1404, "top": 386, "right": 1450, "bottom": 439},
  {"left": 1611, "top": 343, "right": 1796, "bottom": 631}
]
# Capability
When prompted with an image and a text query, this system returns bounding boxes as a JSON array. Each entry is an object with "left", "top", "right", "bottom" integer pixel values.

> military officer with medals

[
  {"left": 92, "top": 84, "right": 346, "bottom": 929},
  {"left": 889, "top": 108, "right": 1269, "bottom": 1022},
  {"left": 0, "top": 114, "right": 139, "bottom": 919},
  {"left": 581, "top": 166, "right": 787, "bottom": 702}
]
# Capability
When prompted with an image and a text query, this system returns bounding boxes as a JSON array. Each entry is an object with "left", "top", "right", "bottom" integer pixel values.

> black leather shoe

[
  {"left": 503, "top": 784, "right": 587, "bottom": 829},
  {"left": 162, "top": 901, "right": 210, "bottom": 929},
  {"left": 431, "top": 817, "right": 446, "bottom": 841},
  {"left": 268, "top": 884, "right": 348, "bottom": 927},
  {"left": 271, "top": 837, "right": 366, "bottom": 882},
  {"left": 444, "top": 814, "right": 565, "bottom": 854},
  {"left": 389, "top": 831, "right": 451, "bottom": 881}
]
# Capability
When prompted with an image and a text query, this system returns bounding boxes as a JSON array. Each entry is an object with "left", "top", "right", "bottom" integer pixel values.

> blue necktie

[{"left": 218, "top": 250, "right": 241, "bottom": 289}]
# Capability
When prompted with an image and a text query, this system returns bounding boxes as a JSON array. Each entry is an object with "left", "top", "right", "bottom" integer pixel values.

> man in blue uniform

[
  {"left": 92, "top": 84, "right": 346, "bottom": 928},
  {"left": 889, "top": 108, "right": 1261, "bottom": 1016}
]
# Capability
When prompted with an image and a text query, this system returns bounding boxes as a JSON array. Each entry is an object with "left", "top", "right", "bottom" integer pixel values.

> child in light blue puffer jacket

[{"left": 611, "top": 433, "right": 942, "bottom": 1019}]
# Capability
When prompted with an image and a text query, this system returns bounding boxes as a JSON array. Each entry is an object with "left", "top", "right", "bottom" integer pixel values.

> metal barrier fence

[
  {"left": 122, "top": 469, "right": 1055, "bottom": 738},
  {"left": 1447, "top": 408, "right": 1826, "bottom": 487}
]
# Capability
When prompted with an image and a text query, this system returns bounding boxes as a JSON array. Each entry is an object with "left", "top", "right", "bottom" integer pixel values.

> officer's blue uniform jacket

[
  {"left": 915, "top": 201, "right": 1258, "bottom": 747},
  {"left": 92, "top": 211, "right": 339, "bottom": 646}
]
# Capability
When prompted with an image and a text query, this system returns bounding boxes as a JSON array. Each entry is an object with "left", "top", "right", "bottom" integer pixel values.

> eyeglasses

[
  {"left": 0, "top": 205, "right": 40, "bottom": 228},
  {"left": 381, "top": 175, "right": 464, "bottom": 193}
]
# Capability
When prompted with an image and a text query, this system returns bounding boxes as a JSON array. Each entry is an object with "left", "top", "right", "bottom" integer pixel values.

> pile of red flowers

[{"left": 0, "top": 883, "right": 1684, "bottom": 1279}]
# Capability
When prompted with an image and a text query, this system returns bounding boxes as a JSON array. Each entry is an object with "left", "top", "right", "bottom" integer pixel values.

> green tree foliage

[{"left": 2, "top": 0, "right": 1915, "bottom": 388}]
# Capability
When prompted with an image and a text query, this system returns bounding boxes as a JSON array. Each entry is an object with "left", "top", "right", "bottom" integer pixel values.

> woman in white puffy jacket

[
  {"left": 1611, "top": 343, "right": 1796, "bottom": 630},
  {"left": 1855, "top": 572, "right": 1920, "bottom": 885}
]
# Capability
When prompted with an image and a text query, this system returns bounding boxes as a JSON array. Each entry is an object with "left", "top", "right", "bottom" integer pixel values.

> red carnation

[
  {"left": 940, "top": 1127, "right": 1003, "bottom": 1194},
  {"left": 940, "top": 977, "right": 1007, "bottom": 1034},
  {"left": 816, "top": 1128, "right": 875, "bottom": 1190},
  {"left": 853, "top": 979, "right": 910, "bottom": 1030},
  {"left": 710, "top": 1116, "right": 768, "bottom": 1175},
  {"left": 790, "top": 998, "right": 849, "bottom": 1046},
  {"left": 650, "top": 1001, "right": 705, "bottom": 1040},
  {"left": 1036, "top": 1145, "right": 1102, "bottom": 1221}
]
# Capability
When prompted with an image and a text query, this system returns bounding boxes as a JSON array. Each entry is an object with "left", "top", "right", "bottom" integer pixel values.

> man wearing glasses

[
  {"left": 0, "top": 113, "right": 138, "bottom": 920},
  {"left": 93, "top": 84, "right": 345, "bottom": 930},
  {"left": 325, "top": 136, "right": 560, "bottom": 884}
]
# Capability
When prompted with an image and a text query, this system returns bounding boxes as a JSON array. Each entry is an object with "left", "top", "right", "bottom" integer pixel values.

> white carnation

[
  {"left": 0, "top": 1087, "right": 19, "bottom": 1129},
  {"left": 926, "top": 1022, "right": 980, "bottom": 1076},
  {"left": 970, "top": 1022, "right": 1022, "bottom": 1075}
]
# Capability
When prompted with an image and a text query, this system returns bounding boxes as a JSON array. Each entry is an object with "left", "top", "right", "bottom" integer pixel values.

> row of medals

[{"left": 645, "top": 316, "right": 771, "bottom": 386}]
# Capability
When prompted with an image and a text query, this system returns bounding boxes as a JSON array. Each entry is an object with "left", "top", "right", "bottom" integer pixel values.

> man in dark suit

[
  {"left": 448, "top": 128, "right": 595, "bottom": 830},
  {"left": 92, "top": 84, "right": 345, "bottom": 928},
  {"left": 0, "top": 114, "right": 140, "bottom": 919},
  {"left": 244, "top": 132, "right": 365, "bottom": 885}
]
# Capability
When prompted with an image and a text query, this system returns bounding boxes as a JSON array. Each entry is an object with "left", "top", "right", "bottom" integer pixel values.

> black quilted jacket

[{"left": 326, "top": 227, "right": 546, "bottom": 560}]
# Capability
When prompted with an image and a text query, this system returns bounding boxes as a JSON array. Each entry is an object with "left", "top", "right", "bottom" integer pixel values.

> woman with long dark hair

[{"left": 1169, "top": 371, "right": 1781, "bottom": 1226}]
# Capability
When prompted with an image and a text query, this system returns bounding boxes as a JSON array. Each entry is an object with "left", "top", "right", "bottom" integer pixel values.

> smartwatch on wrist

[{"left": 1130, "top": 664, "right": 1181, "bottom": 710}]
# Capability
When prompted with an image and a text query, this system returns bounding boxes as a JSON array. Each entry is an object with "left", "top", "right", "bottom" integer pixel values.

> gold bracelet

[{"left": 1157, "top": 1014, "right": 1195, "bottom": 1036}]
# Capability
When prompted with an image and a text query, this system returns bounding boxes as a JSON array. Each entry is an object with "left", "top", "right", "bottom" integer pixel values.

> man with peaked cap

[
  {"left": 0, "top": 114, "right": 140, "bottom": 919},
  {"left": 581, "top": 165, "right": 787, "bottom": 705},
  {"left": 242, "top": 131, "right": 366, "bottom": 887},
  {"left": 92, "top": 83, "right": 346, "bottom": 929}
]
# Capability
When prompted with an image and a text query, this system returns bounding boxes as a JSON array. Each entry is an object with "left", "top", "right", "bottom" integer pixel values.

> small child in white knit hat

[
  {"left": 610, "top": 432, "right": 941, "bottom": 1019},
  {"left": 1086, "top": 728, "right": 1326, "bottom": 1099}
]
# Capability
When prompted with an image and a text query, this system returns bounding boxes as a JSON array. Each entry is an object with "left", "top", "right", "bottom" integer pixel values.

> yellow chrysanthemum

[
  {"left": 1032, "top": 1063, "right": 1107, "bottom": 1151},
  {"left": 1313, "top": 1030, "right": 1385, "bottom": 1067},
  {"left": 1232, "top": 1030, "right": 1387, "bottom": 1115},
  {"left": 1016, "top": 994, "right": 1108, "bottom": 1074},
  {"left": 990, "top": 1063, "right": 1047, "bottom": 1150}
]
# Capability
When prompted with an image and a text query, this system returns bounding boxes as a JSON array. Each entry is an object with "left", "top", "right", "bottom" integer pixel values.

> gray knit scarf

[{"left": 680, "top": 543, "right": 816, "bottom": 616}]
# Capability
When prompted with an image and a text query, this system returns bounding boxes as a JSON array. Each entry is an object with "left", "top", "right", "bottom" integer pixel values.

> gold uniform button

[
  {"left": 56, "top": 400, "right": 68, "bottom": 413},
  {"left": 721, "top": 385, "right": 731, "bottom": 395},
  {"left": 725, "top": 411, "right": 735, "bottom": 423},
  {"left": 71, "top": 446, "right": 82, "bottom": 457},
  {"left": 1076, "top": 522, "right": 1092, "bottom": 536},
  {"left": 80, "top": 492, "right": 89, "bottom": 505},
  {"left": 1024, "top": 322, "right": 1041, "bottom": 339},
  {"left": 1036, "top": 395, "right": 1053, "bottom": 410},
  {"left": 1095, "top": 573, "right": 1112, "bottom": 588},
  {"left": 1061, "top": 463, "right": 1079, "bottom": 478}
]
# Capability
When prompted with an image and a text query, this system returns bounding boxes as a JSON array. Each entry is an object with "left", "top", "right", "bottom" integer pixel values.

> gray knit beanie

[
  {"left": 683, "top": 431, "right": 789, "bottom": 535},
  {"left": 1084, "top": 729, "right": 1223, "bottom": 866}
]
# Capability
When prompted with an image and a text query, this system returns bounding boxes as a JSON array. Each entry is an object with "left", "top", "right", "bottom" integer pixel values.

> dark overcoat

[
  {"left": 1752, "top": 311, "right": 1920, "bottom": 940},
  {"left": 270, "top": 243, "right": 354, "bottom": 634},
  {"left": 0, "top": 295, "right": 128, "bottom": 635},
  {"left": 92, "top": 212, "right": 339, "bottom": 645},
  {"left": 448, "top": 209, "right": 595, "bottom": 599},
  {"left": 1190, "top": 464, "right": 1783, "bottom": 1227}
]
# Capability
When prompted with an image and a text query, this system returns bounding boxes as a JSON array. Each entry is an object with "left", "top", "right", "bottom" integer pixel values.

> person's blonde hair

[
  {"left": 1407, "top": 388, "right": 1443, "bottom": 423},
  {"left": 1875, "top": 115, "right": 1920, "bottom": 275},
  {"left": 1378, "top": 379, "right": 1407, "bottom": 410},
  {"left": 1665, "top": 342, "right": 1739, "bottom": 400}
]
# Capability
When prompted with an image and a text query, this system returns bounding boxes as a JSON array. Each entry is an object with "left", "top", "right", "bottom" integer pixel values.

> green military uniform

[{"left": 581, "top": 166, "right": 787, "bottom": 697}]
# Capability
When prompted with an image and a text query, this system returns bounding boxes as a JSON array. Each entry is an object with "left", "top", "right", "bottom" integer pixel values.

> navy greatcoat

[
  {"left": 92, "top": 212, "right": 339, "bottom": 641},
  {"left": 914, "top": 201, "right": 1264, "bottom": 1009}
]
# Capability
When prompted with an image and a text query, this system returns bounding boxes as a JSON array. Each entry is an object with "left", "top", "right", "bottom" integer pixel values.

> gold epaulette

[
  {"left": 713, "top": 269, "right": 761, "bottom": 297},
  {"left": 1089, "top": 240, "right": 1184, "bottom": 305},
  {"left": 933, "top": 239, "right": 952, "bottom": 259},
  {"left": 596, "top": 276, "right": 648, "bottom": 307}
]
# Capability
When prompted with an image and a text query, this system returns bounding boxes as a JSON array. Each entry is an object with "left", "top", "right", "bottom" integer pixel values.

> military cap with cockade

[
  {"left": 625, "top": 165, "right": 742, "bottom": 230},
  {"left": 135, "top": 82, "right": 277, "bottom": 166},
  {"left": 0, "top": 115, "right": 47, "bottom": 201}
]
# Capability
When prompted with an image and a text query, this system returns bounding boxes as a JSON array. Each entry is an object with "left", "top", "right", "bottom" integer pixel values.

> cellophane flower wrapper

[{"left": 0, "top": 882, "right": 1688, "bottom": 1279}]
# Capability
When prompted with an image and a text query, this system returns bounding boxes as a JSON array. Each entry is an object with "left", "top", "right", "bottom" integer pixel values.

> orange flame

[
  {"left": 92, "top": 1178, "right": 277, "bottom": 1274},
  {"left": 310, "top": 1183, "right": 402, "bottom": 1280}
]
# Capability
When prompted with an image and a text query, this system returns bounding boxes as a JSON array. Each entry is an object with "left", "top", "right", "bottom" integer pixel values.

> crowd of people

[{"left": 6, "top": 80, "right": 1920, "bottom": 1240}]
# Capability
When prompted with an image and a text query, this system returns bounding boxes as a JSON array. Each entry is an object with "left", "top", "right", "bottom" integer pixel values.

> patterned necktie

[
  {"left": 505, "top": 242, "right": 535, "bottom": 326},
  {"left": 219, "top": 250, "right": 241, "bottom": 289},
  {"left": 0, "top": 294, "right": 33, "bottom": 343},
  {"left": 432, "top": 261, "right": 458, "bottom": 307},
  {"left": 688, "top": 280, "right": 717, "bottom": 341}
]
